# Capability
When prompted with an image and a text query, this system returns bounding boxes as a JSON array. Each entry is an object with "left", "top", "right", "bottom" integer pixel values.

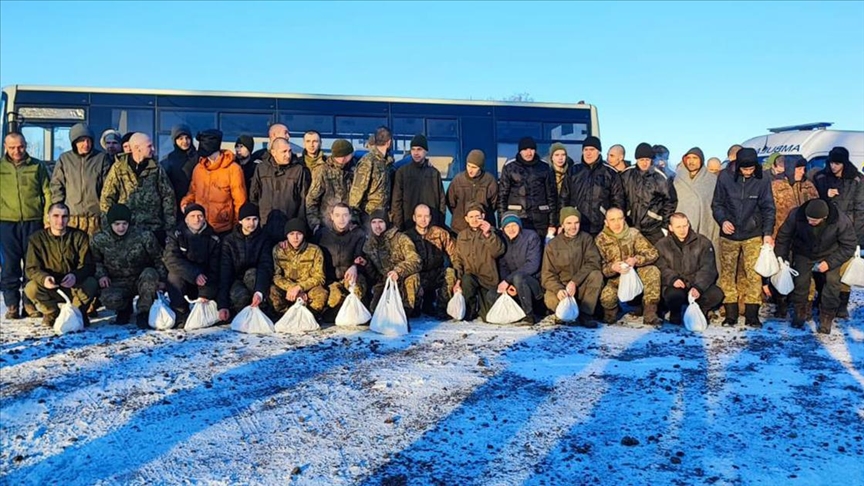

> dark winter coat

[
  {"left": 25, "top": 227, "right": 95, "bottom": 286},
  {"left": 654, "top": 229, "right": 718, "bottom": 292},
  {"left": 812, "top": 160, "right": 864, "bottom": 245},
  {"left": 498, "top": 228, "right": 542, "bottom": 281},
  {"left": 498, "top": 154, "right": 558, "bottom": 230},
  {"left": 541, "top": 231, "right": 602, "bottom": 293},
  {"left": 160, "top": 144, "right": 198, "bottom": 217},
  {"left": 621, "top": 165, "right": 678, "bottom": 236},
  {"left": 453, "top": 227, "right": 506, "bottom": 289},
  {"left": 51, "top": 139, "right": 112, "bottom": 217},
  {"left": 391, "top": 159, "right": 446, "bottom": 229},
  {"left": 405, "top": 226, "right": 455, "bottom": 276},
  {"left": 559, "top": 158, "right": 626, "bottom": 236},
  {"left": 312, "top": 225, "right": 366, "bottom": 282},
  {"left": 775, "top": 199, "right": 857, "bottom": 271},
  {"left": 446, "top": 169, "right": 497, "bottom": 233},
  {"left": 218, "top": 225, "right": 274, "bottom": 309},
  {"left": 249, "top": 158, "right": 310, "bottom": 229},
  {"left": 163, "top": 223, "right": 221, "bottom": 284},
  {"left": 712, "top": 163, "right": 776, "bottom": 241}
]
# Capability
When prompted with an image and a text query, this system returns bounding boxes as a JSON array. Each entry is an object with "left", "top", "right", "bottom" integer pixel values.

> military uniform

[
  {"left": 91, "top": 226, "right": 165, "bottom": 316},
  {"left": 100, "top": 154, "right": 177, "bottom": 240},
  {"left": 364, "top": 227, "right": 422, "bottom": 311},
  {"left": 270, "top": 240, "right": 328, "bottom": 313},
  {"left": 305, "top": 158, "right": 355, "bottom": 231},
  {"left": 349, "top": 147, "right": 394, "bottom": 225},
  {"left": 541, "top": 231, "right": 604, "bottom": 317},
  {"left": 405, "top": 225, "right": 457, "bottom": 316},
  {"left": 595, "top": 225, "right": 661, "bottom": 309},
  {"left": 453, "top": 226, "right": 506, "bottom": 320}
]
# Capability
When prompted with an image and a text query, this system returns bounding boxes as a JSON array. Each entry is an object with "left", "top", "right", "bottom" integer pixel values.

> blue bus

[{"left": 1, "top": 85, "right": 599, "bottom": 179}]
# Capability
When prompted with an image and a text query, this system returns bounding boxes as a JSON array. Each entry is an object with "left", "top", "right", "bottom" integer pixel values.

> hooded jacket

[
  {"left": 559, "top": 157, "right": 626, "bottom": 236},
  {"left": 674, "top": 148, "right": 720, "bottom": 271},
  {"left": 446, "top": 168, "right": 497, "bottom": 233},
  {"left": 218, "top": 224, "right": 274, "bottom": 309},
  {"left": 620, "top": 163, "right": 678, "bottom": 237},
  {"left": 160, "top": 130, "right": 199, "bottom": 216},
  {"left": 100, "top": 153, "right": 177, "bottom": 233},
  {"left": 498, "top": 228, "right": 542, "bottom": 281},
  {"left": 498, "top": 154, "right": 558, "bottom": 230},
  {"left": 541, "top": 230, "right": 602, "bottom": 292},
  {"left": 712, "top": 160, "right": 776, "bottom": 241},
  {"left": 181, "top": 150, "right": 248, "bottom": 234},
  {"left": 812, "top": 160, "right": 864, "bottom": 245},
  {"left": 312, "top": 225, "right": 366, "bottom": 281},
  {"left": 50, "top": 123, "right": 112, "bottom": 217},
  {"left": 654, "top": 229, "right": 718, "bottom": 292},
  {"left": 0, "top": 153, "right": 51, "bottom": 223},
  {"left": 775, "top": 199, "right": 857, "bottom": 270},
  {"left": 363, "top": 226, "right": 422, "bottom": 281},
  {"left": 249, "top": 155, "right": 310, "bottom": 228},
  {"left": 770, "top": 162, "right": 819, "bottom": 239},
  {"left": 163, "top": 222, "right": 221, "bottom": 284},
  {"left": 305, "top": 157, "right": 356, "bottom": 231},
  {"left": 391, "top": 158, "right": 447, "bottom": 229},
  {"left": 453, "top": 226, "right": 506, "bottom": 289}
]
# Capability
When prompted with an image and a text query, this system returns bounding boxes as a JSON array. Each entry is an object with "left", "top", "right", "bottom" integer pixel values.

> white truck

[{"left": 741, "top": 122, "right": 864, "bottom": 170}]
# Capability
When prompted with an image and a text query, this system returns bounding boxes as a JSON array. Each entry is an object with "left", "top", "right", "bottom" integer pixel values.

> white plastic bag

[
  {"left": 841, "top": 245, "right": 864, "bottom": 287},
  {"left": 335, "top": 285, "right": 372, "bottom": 327},
  {"left": 446, "top": 291, "right": 466, "bottom": 321},
  {"left": 754, "top": 245, "right": 780, "bottom": 277},
  {"left": 617, "top": 264, "right": 644, "bottom": 302},
  {"left": 555, "top": 295, "right": 580, "bottom": 322},
  {"left": 149, "top": 291, "right": 176, "bottom": 330},
  {"left": 683, "top": 293, "right": 708, "bottom": 332},
  {"left": 54, "top": 290, "right": 84, "bottom": 335},
  {"left": 183, "top": 296, "right": 220, "bottom": 331},
  {"left": 769, "top": 257, "right": 799, "bottom": 295},
  {"left": 485, "top": 293, "right": 526, "bottom": 324},
  {"left": 275, "top": 299, "right": 320, "bottom": 334},
  {"left": 231, "top": 305, "right": 275, "bottom": 334},
  {"left": 370, "top": 278, "right": 409, "bottom": 336}
]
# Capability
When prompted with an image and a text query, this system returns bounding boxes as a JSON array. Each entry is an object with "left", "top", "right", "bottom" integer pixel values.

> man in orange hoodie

[{"left": 180, "top": 129, "right": 247, "bottom": 235}]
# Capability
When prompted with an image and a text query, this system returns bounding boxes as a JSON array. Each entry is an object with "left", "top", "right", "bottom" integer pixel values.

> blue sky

[{"left": 1, "top": 0, "right": 862, "bottom": 163}]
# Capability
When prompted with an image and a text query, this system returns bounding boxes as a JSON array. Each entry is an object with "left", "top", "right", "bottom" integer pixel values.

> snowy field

[{"left": 1, "top": 296, "right": 863, "bottom": 486}]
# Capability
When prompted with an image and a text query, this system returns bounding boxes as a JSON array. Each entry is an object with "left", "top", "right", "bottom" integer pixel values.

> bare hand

[
  {"left": 614, "top": 262, "right": 630, "bottom": 274},
  {"left": 195, "top": 274, "right": 207, "bottom": 286},
  {"left": 816, "top": 261, "right": 829, "bottom": 273},
  {"left": 689, "top": 288, "right": 701, "bottom": 299},
  {"left": 251, "top": 292, "right": 263, "bottom": 307},
  {"left": 557, "top": 289, "right": 569, "bottom": 301},
  {"left": 287, "top": 286, "right": 303, "bottom": 301},
  {"left": 99, "top": 276, "right": 111, "bottom": 289},
  {"left": 354, "top": 256, "right": 367, "bottom": 266},
  {"left": 44, "top": 276, "right": 58, "bottom": 289},
  {"left": 387, "top": 271, "right": 399, "bottom": 282},
  {"left": 60, "top": 273, "right": 76, "bottom": 288},
  {"left": 828, "top": 188, "right": 839, "bottom": 198},
  {"left": 344, "top": 265, "right": 358, "bottom": 287},
  {"left": 565, "top": 281, "right": 577, "bottom": 297},
  {"left": 763, "top": 235, "right": 774, "bottom": 247},
  {"left": 497, "top": 280, "right": 510, "bottom": 294},
  {"left": 218, "top": 309, "right": 230, "bottom": 322},
  {"left": 673, "top": 279, "right": 686, "bottom": 289},
  {"left": 453, "top": 280, "right": 461, "bottom": 294},
  {"left": 722, "top": 221, "right": 735, "bottom": 235},
  {"left": 157, "top": 282, "right": 166, "bottom": 291},
  {"left": 279, "top": 240, "right": 289, "bottom": 250},
  {"left": 625, "top": 257, "right": 638, "bottom": 268},
  {"left": 479, "top": 220, "right": 492, "bottom": 235}
]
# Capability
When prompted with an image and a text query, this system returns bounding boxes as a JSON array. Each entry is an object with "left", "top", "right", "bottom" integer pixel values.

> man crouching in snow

[{"left": 361, "top": 210, "right": 422, "bottom": 316}]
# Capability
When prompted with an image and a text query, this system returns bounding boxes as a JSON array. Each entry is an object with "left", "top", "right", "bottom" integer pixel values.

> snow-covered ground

[{"left": 1, "top": 296, "right": 862, "bottom": 486}]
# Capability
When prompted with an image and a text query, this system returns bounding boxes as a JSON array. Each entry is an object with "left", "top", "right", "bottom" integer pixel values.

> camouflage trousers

[
  {"left": 719, "top": 237, "right": 762, "bottom": 305},
  {"left": 269, "top": 284, "right": 329, "bottom": 314},
  {"left": 68, "top": 215, "right": 101, "bottom": 238},
  {"left": 600, "top": 265, "right": 661, "bottom": 309},
  {"left": 24, "top": 276, "right": 99, "bottom": 317},
  {"left": 100, "top": 268, "right": 160, "bottom": 314},
  {"left": 326, "top": 274, "right": 368, "bottom": 309},
  {"left": 227, "top": 268, "right": 259, "bottom": 312},
  {"left": 418, "top": 268, "right": 457, "bottom": 312},
  {"left": 371, "top": 274, "right": 421, "bottom": 311}
]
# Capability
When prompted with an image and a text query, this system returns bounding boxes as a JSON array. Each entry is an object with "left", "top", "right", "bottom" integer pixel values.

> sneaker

[{"left": 5, "top": 305, "right": 20, "bottom": 320}]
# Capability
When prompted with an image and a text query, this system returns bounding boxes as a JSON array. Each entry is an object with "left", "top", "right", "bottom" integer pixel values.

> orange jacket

[{"left": 181, "top": 150, "right": 247, "bottom": 233}]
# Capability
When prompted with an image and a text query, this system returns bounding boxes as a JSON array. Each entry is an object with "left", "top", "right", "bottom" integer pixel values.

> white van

[{"left": 741, "top": 122, "right": 864, "bottom": 170}]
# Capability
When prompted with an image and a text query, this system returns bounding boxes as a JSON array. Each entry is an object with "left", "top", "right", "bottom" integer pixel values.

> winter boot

[
  {"left": 791, "top": 303, "right": 808, "bottom": 329},
  {"left": 136, "top": 313, "right": 150, "bottom": 329},
  {"left": 722, "top": 303, "right": 739, "bottom": 327},
  {"left": 41, "top": 312, "right": 58, "bottom": 328},
  {"left": 114, "top": 304, "right": 133, "bottom": 325},
  {"left": 744, "top": 304, "right": 762, "bottom": 329},
  {"left": 668, "top": 310, "right": 683, "bottom": 326},
  {"left": 603, "top": 306, "right": 619, "bottom": 324},
  {"left": 818, "top": 309, "right": 835, "bottom": 334},
  {"left": 643, "top": 303, "right": 661, "bottom": 327},
  {"left": 773, "top": 295, "right": 788, "bottom": 319},
  {"left": 4, "top": 304, "right": 20, "bottom": 320},
  {"left": 836, "top": 292, "right": 850, "bottom": 319},
  {"left": 579, "top": 313, "right": 600, "bottom": 329},
  {"left": 79, "top": 305, "right": 91, "bottom": 327},
  {"left": 514, "top": 314, "right": 535, "bottom": 327}
]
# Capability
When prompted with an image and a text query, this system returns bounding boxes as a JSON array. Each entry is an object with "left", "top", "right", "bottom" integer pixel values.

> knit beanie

[
  {"left": 560, "top": 206, "right": 581, "bottom": 223},
  {"left": 795, "top": 156, "right": 808, "bottom": 168},
  {"left": 236, "top": 135, "right": 254, "bottom": 154},
  {"left": 331, "top": 139, "right": 354, "bottom": 158},
  {"left": 369, "top": 209, "right": 390, "bottom": 225},
  {"left": 582, "top": 136, "right": 601, "bottom": 151},
  {"left": 184, "top": 203, "right": 206, "bottom": 217},
  {"left": 106, "top": 203, "right": 132, "bottom": 225},
  {"left": 410, "top": 134, "right": 428, "bottom": 151},
  {"left": 549, "top": 142, "right": 567, "bottom": 159},
  {"left": 501, "top": 211, "right": 522, "bottom": 228},
  {"left": 805, "top": 199, "right": 829, "bottom": 220},
  {"left": 196, "top": 129, "right": 223, "bottom": 157},
  {"left": 634, "top": 143, "right": 654, "bottom": 160},
  {"left": 828, "top": 147, "right": 850, "bottom": 165},
  {"left": 518, "top": 136, "right": 537, "bottom": 151},
  {"left": 466, "top": 149, "right": 486, "bottom": 169},
  {"left": 284, "top": 218, "right": 308, "bottom": 237},
  {"left": 736, "top": 148, "right": 758, "bottom": 168},
  {"left": 238, "top": 202, "right": 259, "bottom": 221}
]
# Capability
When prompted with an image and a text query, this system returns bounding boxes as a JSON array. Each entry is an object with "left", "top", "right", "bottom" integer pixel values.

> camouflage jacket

[
  {"left": 771, "top": 178, "right": 818, "bottom": 239},
  {"left": 272, "top": 240, "right": 326, "bottom": 292},
  {"left": 404, "top": 225, "right": 456, "bottom": 274},
  {"left": 100, "top": 154, "right": 176, "bottom": 232},
  {"left": 594, "top": 225, "right": 659, "bottom": 278},
  {"left": 363, "top": 227, "right": 422, "bottom": 281},
  {"left": 91, "top": 226, "right": 167, "bottom": 283},
  {"left": 349, "top": 147, "right": 394, "bottom": 215},
  {"left": 305, "top": 158, "right": 355, "bottom": 230}
]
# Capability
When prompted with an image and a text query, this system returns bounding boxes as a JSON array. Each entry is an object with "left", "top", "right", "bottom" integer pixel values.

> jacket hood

[
  {"left": 601, "top": 222, "right": 631, "bottom": 240},
  {"left": 69, "top": 123, "right": 94, "bottom": 145},
  {"left": 201, "top": 150, "right": 235, "bottom": 171},
  {"left": 171, "top": 124, "right": 192, "bottom": 142},
  {"left": 821, "top": 159, "right": 861, "bottom": 180},
  {"left": 735, "top": 160, "right": 764, "bottom": 181},
  {"left": 682, "top": 147, "right": 705, "bottom": 168}
]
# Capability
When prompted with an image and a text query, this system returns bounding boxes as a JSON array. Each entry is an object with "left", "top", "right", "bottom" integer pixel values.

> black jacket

[
  {"left": 391, "top": 159, "right": 446, "bottom": 229},
  {"left": 161, "top": 145, "right": 198, "bottom": 217},
  {"left": 621, "top": 166, "right": 678, "bottom": 237},
  {"left": 249, "top": 159, "right": 311, "bottom": 236},
  {"left": 775, "top": 199, "right": 857, "bottom": 271},
  {"left": 499, "top": 228, "right": 542, "bottom": 281},
  {"left": 812, "top": 160, "right": 864, "bottom": 245},
  {"left": 712, "top": 163, "right": 776, "bottom": 241},
  {"left": 312, "top": 225, "right": 366, "bottom": 281},
  {"left": 655, "top": 230, "right": 718, "bottom": 292},
  {"left": 559, "top": 158, "right": 626, "bottom": 236},
  {"left": 163, "top": 223, "right": 221, "bottom": 284},
  {"left": 218, "top": 225, "right": 274, "bottom": 309},
  {"left": 498, "top": 154, "right": 558, "bottom": 230}
]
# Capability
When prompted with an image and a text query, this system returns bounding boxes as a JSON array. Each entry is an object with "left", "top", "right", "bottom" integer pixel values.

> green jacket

[
  {"left": 25, "top": 227, "right": 95, "bottom": 285},
  {"left": 100, "top": 154, "right": 176, "bottom": 232},
  {"left": 0, "top": 154, "right": 51, "bottom": 222}
]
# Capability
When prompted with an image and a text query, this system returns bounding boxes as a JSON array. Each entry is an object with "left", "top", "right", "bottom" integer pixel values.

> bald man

[
  {"left": 706, "top": 157, "right": 723, "bottom": 174},
  {"left": 607, "top": 144, "right": 630, "bottom": 172},
  {"left": 100, "top": 132, "right": 176, "bottom": 243},
  {"left": 250, "top": 123, "right": 292, "bottom": 165}
]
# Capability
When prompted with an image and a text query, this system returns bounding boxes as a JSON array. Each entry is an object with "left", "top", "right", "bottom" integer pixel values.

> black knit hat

[
  {"left": 736, "top": 148, "right": 758, "bottom": 168},
  {"left": 284, "top": 218, "right": 308, "bottom": 237},
  {"left": 805, "top": 199, "right": 829, "bottom": 220},
  {"left": 106, "top": 203, "right": 132, "bottom": 225},
  {"left": 121, "top": 131, "right": 135, "bottom": 146},
  {"left": 828, "top": 147, "right": 850, "bottom": 165},
  {"left": 331, "top": 139, "right": 354, "bottom": 158},
  {"left": 370, "top": 209, "right": 390, "bottom": 225},
  {"left": 582, "top": 136, "right": 601, "bottom": 151},
  {"left": 518, "top": 136, "right": 537, "bottom": 151},
  {"left": 634, "top": 143, "right": 654, "bottom": 160},
  {"left": 466, "top": 149, "right": 485, "bottom": 169},
  {"left": 235, "top": 135, "right": 254, "bottom": 154},
  {"left": 410, "top": 134, "right": 428, "bottom": 151},
  {"left": 184, "top": 203, "right": 206, "bottom": 217},
  {"left": 238, "top": 202, "right": 259, "bottom": 221},
  {"left": 196, "top": 129, "right": 223, "bottom": 156}
]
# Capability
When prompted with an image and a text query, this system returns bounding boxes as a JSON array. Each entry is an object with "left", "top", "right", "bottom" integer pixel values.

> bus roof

[{"left": 2, "top": 84, "right": 594, "bottom": 111}]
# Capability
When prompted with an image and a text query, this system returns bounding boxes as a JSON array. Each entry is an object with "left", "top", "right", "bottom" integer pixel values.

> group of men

[{"left": 1, "top": 121, "right": 859, "bottom": 334}]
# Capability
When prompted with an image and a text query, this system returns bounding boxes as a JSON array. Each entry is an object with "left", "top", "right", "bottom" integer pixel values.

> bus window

[
  {"left": 335, "top": 116, "right": 387, "bottom": 137},
  {"left": 427, "top": 119, "right": 457, "bottom": 138},
  {"left": 543, "top": 122, "right": 588, "bottom": 141},
  {"left": 53, "top": 127, "right": 71, "bottom": 159},
  {"left": 220, "top": 113, "right": 272, "bottom": 138},
  {"left": 280, "top": 114, "right": 333, "bottom": 135},
  {"left": 159, "top": 110, "right": 217, "bottom": 136},
  {"left": 393, "top": 117, "right": 423, "bottom": 136},
  {"left": 20, "top": 126, "right": 48, "bottom": 161},
  {"left": 497, "top": 142, "right": 518, "bottom": 174},
  {"left": 110, "top": 109, "right": 153, "bottom": 136},
  {"left": 496, "top": 120, "right": 541, "bottom": 141}
]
